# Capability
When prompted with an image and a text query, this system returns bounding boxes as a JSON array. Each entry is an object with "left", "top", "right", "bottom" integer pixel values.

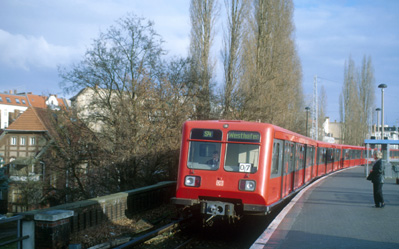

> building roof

[
  {"left": 0, "top": 93, "right": 29, "bottom": 107},
  {"left": 5, "top": 107, "right": 47, "bottom": 132},
  {"left": 0, "top": 91, "right": 69, "bottom": 109},
  {"left": 364, "top": 139, "right": 399, "bottom": 145}
]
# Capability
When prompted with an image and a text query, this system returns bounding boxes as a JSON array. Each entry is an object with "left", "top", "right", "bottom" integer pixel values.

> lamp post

[
  {"left": 378, "top": 84, "right": 387, "bottom": 140},
  {"left": 305, "top": 107, "right": 310, "bottom": 137},
  {"left": 376, "top": 108, "right": 381, "bottom": 139}
]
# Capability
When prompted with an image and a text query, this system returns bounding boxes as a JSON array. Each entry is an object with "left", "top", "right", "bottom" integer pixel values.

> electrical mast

[{"left": 312, "top": 75, "right": 318, "bottom": 140}]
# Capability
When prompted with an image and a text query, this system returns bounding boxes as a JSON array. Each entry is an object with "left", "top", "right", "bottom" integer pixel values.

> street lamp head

[
  {"left": 376, "top": 108, "right": 381, "bottom": 111},
  {"left": 305, "top": 107, "right": 310, "bottom": 111},
  {"left": 378, "top": 84, "right": 387, "bottom": 89}
]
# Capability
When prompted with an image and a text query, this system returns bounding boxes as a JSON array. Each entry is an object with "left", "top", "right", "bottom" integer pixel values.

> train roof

[{"left": 183, "top": 120, "right": 365, "bottom": 149}]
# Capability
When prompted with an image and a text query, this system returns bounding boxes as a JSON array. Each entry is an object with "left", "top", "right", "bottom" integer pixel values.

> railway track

[
  {"left": 108, "top": 193, "right": 294, "bottom": 249},
  {"left": 111, "top": 215, "right": 197, "bottom": 249},
  {"left": 113, "top": 219, "right": 181, "bottom": 248},
  {"left": 112, "top": 209, "right": 284, "bottom": 248}
]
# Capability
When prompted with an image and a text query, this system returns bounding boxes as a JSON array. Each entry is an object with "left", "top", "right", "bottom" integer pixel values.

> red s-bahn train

[{"left": 171, "top": 120, "right": 366, "bottom": 223}]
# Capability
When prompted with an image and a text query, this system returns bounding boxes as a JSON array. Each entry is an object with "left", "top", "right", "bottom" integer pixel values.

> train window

[
  {"left": 295, "top": 144, "right": 305, "bottom": 171},
  {"left": 336, "top": 149, "right": 340, "bottom": 161},
  {"left": 326, "top": 149, "right": 332, "bottom": 163},
  {"left": 306, "top": 146, "right": 314, "bottom": 168},
  {"left": 271, "top": 143, "right": 280, "bottom": 174},
  {"left": 271, "top": 140, "right": 283, "bottom": 178},
  {"left": 283, "top": 141, "right": 295, "bottom": 175},
  {"left": 290, "top": 144, "right": 295, "bottom": 171},
  {"left": 345, "top": 150, "right": 350, "bottom": 160},
  {"left": 317, "top": 148, "right": 326, "bottom": 165},
  {"left": 187, "top": 141, "right": 222, "bottom": 171},
  {"left": 224, "top": 143, "right": 259, "bottom": 173}
]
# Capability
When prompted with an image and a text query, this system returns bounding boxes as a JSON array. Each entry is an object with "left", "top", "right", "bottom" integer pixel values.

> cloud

[{"left": 0, "top": 29, "right": 83, "bottom": 71}]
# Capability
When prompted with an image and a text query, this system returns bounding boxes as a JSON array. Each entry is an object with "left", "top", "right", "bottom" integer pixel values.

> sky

[{"left": 0, "top": 0, "right": 398, "bottom": 126}]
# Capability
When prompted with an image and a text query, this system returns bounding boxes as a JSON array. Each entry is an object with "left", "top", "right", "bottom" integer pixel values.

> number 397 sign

[{"left": 239, "top": 163, "right": 251, "bottom": 173}]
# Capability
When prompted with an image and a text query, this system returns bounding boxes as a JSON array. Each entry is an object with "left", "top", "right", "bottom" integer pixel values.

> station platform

[{"left": 251, "top": 166, "right": 399, "bottom": 249}]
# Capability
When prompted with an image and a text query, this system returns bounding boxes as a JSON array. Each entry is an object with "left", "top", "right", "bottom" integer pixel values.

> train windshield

[
  {"left": 187, "top": 129, "right": 223, "bottom": 171},
  {"left": 224, "top": 131, "right": 260, "bottom": 173},
  {"left": 187, "top": 141, "right": 222, "bottom": 170}
]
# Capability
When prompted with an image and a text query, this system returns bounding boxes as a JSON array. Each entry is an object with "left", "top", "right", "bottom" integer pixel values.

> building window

[
  {"left": 0, "top": 96, "right": 3, "bottom": 102},
  {"left": 15, "top": 98, "right": 20, "bottom": 104},
  {"left": 20, "top": 137, "right": 26, "bottom": 145},
  {"left": 6, "top": 97, "right": 11, "bottom": 103},
  {"left": 22, "top": 99, "right": 26, "bottom": 104},
  {"left": 30, "top": 137, "right": 36, "bottom": 145},
  {"left": 11, "top": 137, "right": 17, "bottom": 145}
]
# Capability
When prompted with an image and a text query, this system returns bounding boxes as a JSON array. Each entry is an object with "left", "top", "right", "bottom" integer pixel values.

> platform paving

[{"left": 252, "top": 166, "right": 399, "bottom": 249}]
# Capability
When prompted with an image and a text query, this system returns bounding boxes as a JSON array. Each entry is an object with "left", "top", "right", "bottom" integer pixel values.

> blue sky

[{"left": 0, "top": 0, "right": 398, "bottom": 126}]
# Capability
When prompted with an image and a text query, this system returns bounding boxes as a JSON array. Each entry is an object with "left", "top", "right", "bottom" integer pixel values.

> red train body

[{"left": 171, "top": 120, "right": 365, "bottom": 222}]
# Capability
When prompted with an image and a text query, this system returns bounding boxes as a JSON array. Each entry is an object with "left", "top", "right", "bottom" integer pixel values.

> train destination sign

[
  {"left": 191, "top": 129, "right": 222, "bottom": 141},
  {"left": 228, "top": 131, "right": 260, "bottom": 143}
]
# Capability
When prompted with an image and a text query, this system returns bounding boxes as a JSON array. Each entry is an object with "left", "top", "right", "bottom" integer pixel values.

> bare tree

[
  {"left": 359, "top": 55, "right": 375, "bottom": 139},
  {"left": 340, "top": 55, "right": 375, "bottom": 145},
  {"left": 189, "top": 0, "right": 219, "bottom": 120},
  {"left": 59, "top": 14, "right": 189, "bottom": 193},
  {"left": 318, "top": 85, "right": 327, "bottom": 139},
  {"left": 341, "top": 56, "right": 361, "bottom": 145},
  {"left": 221, "top": 0, "right": 249, "bottom": 119},
  {"left": 238, "top": 0, "right": 303, "bottom": 131},
  {"left": 40, "top": 108, "right": 104, "bottom": 203}
]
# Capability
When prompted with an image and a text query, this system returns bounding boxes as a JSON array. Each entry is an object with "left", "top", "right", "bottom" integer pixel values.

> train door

[
  {"left": 317, "top": 147, "right": 326, "bottom": 176},
  {"left": 293, "top": 144, "right": 299, "bottom": 190},
  {"left": 326, "top": 148, "right": 332, "bottom": 173},
  {"left": 335, "top": 149, "right": 340, "bottom": 170},
  {"left": 324, "top": 148, "right": 328, "bottom": 174},
  {"left": 305, "top": 145, "right": 315, "bottom": 182},
  {"left": 303, "top": 144, "right": 308, "bottom": 184},
  {"left": 339, "top": 149, "right": 343, "bottom": 168},
  {"left": 295, "top": 144, "right": 305, "bottom": 189},
  {"left": 271, "top": 139, "right": 283, "bottom": 202},
  {"left": 282, "top": 141, "right": 295, "bottom": 197},
  {"left": 325, "top": 148, "right": 329, "bottom": 173},
  {"left": 326, "top": 148, "right": 330, "bottom": 173}
]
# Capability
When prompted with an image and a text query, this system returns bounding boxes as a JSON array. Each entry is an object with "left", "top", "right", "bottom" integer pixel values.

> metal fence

[{"left": 0, "top": 215, "right": 29, "bottom": 249}]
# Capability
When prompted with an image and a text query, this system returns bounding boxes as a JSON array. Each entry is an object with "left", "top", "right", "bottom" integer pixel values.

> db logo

[{"left": 216, "top": 180, "right": 224, "bottom": 186}]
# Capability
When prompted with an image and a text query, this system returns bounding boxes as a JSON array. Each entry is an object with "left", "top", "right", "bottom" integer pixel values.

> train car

[
  {"left": 315, "top": 142, "right": 340, "bottom": 176},
  {"left": 389, "top": 148, "right": 399, "bottom": 160},
  {"left": 171, "top": 120, "right": 363, "bottom": 224},
  {"left": 342, "top": 145, "right": 364, "bottom": 168}
]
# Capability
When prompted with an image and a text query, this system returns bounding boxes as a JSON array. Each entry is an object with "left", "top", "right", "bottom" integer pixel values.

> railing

[{"left": 0, "top": 215, "right": 29, "bottom": 249}]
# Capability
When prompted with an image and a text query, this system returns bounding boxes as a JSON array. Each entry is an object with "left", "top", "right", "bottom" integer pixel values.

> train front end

[{"left": 171, "top": 120, "right": 272, "bottom": 224}]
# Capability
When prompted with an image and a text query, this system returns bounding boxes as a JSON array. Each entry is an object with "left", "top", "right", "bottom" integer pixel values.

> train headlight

[
  {"left": 185, "top": 175, "right": 201, "bottom": 187},
  {"left": 239, "top": 180, "right": 256, "bottom": 192}
]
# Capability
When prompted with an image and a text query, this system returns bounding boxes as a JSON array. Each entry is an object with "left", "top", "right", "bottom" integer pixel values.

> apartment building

[
  {"left": 0, "top": 90, "right": 70, "bottom": 213},
  {"left": 0, "top": 90, "right": 70, "bottom": 129}
]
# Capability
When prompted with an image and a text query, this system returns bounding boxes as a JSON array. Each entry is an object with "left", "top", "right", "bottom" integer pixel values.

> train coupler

[{"left": 200, "top": 201, "right": 235, "bottom": 217}]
